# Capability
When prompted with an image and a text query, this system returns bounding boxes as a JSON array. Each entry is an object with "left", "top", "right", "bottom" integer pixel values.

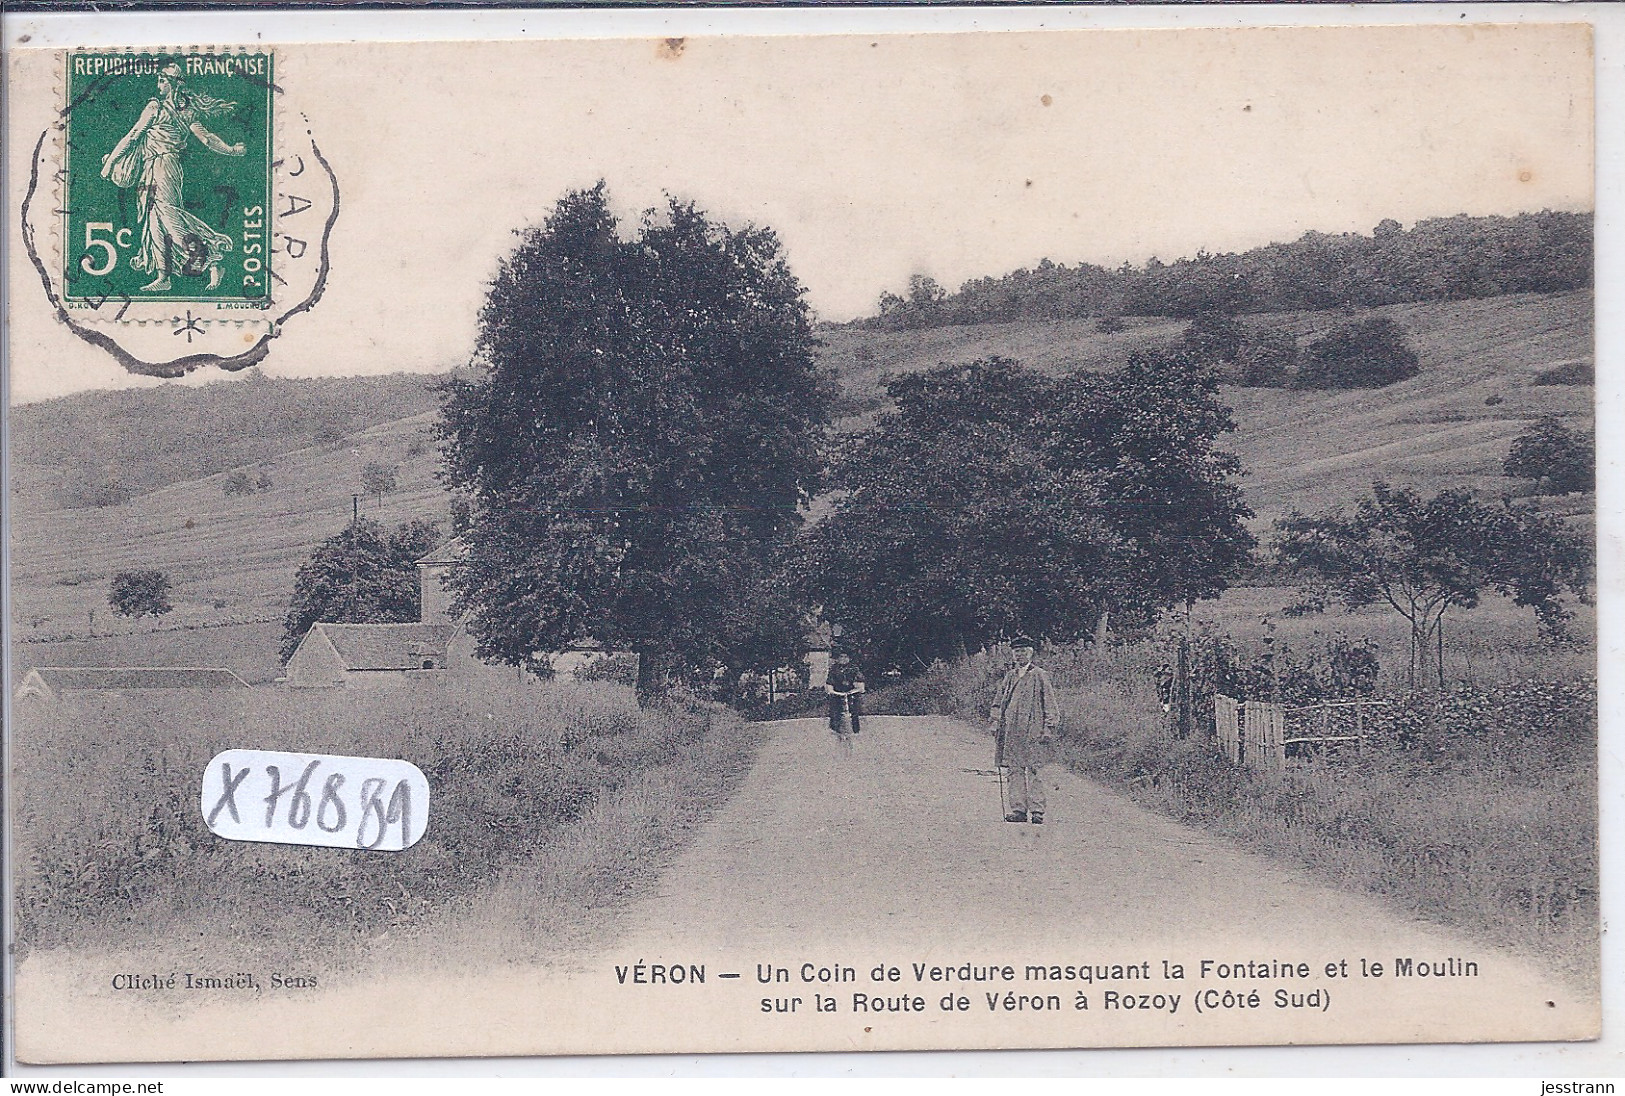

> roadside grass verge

[
  {"left": 12, "top": 678, "right": 754, "bottom": 977},
  {"left": 392, "top": 710, "right": 762, "bottom": 973},
  {"left": 869, "top": 635, "right": 1598, "bottom": 986}
]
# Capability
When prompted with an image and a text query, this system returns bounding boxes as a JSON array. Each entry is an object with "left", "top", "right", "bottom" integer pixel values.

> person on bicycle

[{"left": 826, "top": 651, "right": 865, "bottom": 735}]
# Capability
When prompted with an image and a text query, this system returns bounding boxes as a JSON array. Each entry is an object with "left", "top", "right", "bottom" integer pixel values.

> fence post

[
  {"left": 1174, "top": 635, "right": 1192, "bottom": 739},
  {"left": 1214, "top": 695, "right": 1240, "bottom": 764}
]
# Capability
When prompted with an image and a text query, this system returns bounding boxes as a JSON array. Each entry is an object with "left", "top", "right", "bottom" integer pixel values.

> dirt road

[{"left": 17, "top": 714, "right": 1595, "bottom": 1061}]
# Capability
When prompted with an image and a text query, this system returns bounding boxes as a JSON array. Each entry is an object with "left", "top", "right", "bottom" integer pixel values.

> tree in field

[
  {"left": 109, "top": 569, "right": 173, "bottom": 619},
  {"left": 279, "top": 518, "right": 441, "bottom": 661},
  {"left": 798, "top": 358, "right": 1127, "bottom": 670},
  {"left": 1503, "top": 415, "right": 1594, "bottom": 494},
  {"left": 1295, "top": 316, "right": 1419, "bottom": 389},
  {"left": 438, "top": 184, "right": 833, "bottom": 699},
  {"left": 1274, "top": 482, "right": 1591, "bottom": 688},
  {"left": 223, "top": 470, "right": 255, "bottom": 497},
  {"left": 1048, "top": 349, "right": 1257, "bottom": 623},
  {"left": 800, "top": 352, "right": 1254, "bottom": 669},
  {"left": 361, "top": 461, "right": 398, "bottom": 504}
]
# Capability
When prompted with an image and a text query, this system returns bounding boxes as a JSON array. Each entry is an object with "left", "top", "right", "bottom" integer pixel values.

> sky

[{"left": 5, "top": 22, "right": 1594, "bottom": 403}]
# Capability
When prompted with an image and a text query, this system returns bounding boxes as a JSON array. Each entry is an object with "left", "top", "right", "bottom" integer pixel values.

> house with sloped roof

[
  {"left": 413, "top": 538, "right": 626, "bottom": 681},
  {"left": 283, "top": 538, "right": 637, "bottom": 688},
  {"left": 15, "top": 666, "right": 250, "bottom": 702},
  {"left": 284, "top": 622, "right": 458, "bottom": 688}
]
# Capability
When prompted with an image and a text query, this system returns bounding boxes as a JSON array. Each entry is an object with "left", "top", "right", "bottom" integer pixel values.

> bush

[
  {"left": 54, "top": 476, "right": 134, "bottom": 509},
  {"left": 1533, "top": 360, "right": 1593, "bottom": 386},
  {"left": 1362, "top": 677, "right": 1595, "bottom": 758},
  {"left": 1181, "top": 312, "right": 1243, "bottom": 363},
  {"left": 1233, "top": 327, "right": 1297, "bottom": 387},
  {"left": 109, "top": 569, "right": 173, "bottom": 618},
  {"left": 1295, "top": 317, "right": 1420, "bottom": 389},
  {"left": 1157, "top": 627, "right": 1379, "bottom": 732},
  {"left": 1272, "top": 633, "right": 1381, "bottom": 705},
  {"left": 1503, "top": 416, "right": 1593, "bottom": 494},
  {"left": 223, "top": 470, "right": 255, "bottom": 497},
  {"left": 1094, "top": 315, "right": 1126, "bottom": 334},
  {"left": 1281, "top": 585, "right": 1329, "bottom": 616}
]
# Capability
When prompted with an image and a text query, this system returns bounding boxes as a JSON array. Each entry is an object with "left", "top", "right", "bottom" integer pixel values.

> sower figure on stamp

[
  {"left": 826, "top": 650, "right": 865, "bottom": 736},
  {"left": 100, "top": 62, "right": 245, "bottom": 292},
  {"left": 988, "top": 636, "right": 1059, "bottom": 824}
]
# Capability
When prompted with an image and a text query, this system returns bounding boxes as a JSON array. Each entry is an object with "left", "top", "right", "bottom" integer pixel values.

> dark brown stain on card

[
  {"left": 1519, "top": 170, "right": 1534, "bottom": 183},
  {"left": 1040, "top": 94, "right": 1052, "bottom": 107},
  {"left": 659, "top": 38, "right": 686, "bottom": 60}
]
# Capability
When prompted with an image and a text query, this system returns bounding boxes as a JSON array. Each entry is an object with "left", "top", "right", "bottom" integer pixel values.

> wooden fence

[{"left": 1214, "top": 695, "right": 1387, "bottom": 775}]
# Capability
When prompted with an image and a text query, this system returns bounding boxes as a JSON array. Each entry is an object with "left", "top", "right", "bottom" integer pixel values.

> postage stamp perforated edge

[{"left": 46, "top": 46, "right": 281, "bottom": 328}]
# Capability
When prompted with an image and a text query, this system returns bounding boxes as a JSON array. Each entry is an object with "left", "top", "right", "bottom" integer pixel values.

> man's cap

[{"left": 1010, "top": 635, "right": 1037, "bottom": 649}]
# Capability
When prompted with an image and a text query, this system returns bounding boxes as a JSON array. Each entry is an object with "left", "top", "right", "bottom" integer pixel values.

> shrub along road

[{"left": 15, "top": 715, "right": 1594, "bottom": 1061}]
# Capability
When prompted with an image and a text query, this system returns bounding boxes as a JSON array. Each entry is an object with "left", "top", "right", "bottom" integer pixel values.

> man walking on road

[{"left": 988, "top": 636, "right": 1060, "bottom": 823}]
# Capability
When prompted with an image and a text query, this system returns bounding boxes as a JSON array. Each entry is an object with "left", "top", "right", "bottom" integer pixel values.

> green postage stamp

[{"left": 63, "top": 51, "right": 273, "bottom": 304}]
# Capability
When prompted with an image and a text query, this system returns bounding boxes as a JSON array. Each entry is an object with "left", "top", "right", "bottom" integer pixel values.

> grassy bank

[
  {"left": 12, "top": 678, "right": 754, "bottom": 975},
  {"left": 398, "top": 708, "right": 763, "bottom": 972},
  {"left": 869, "top": 627, "right": 1597, "bottom": 985}
]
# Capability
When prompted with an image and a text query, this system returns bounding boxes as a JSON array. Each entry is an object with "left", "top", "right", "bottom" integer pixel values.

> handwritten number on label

[
  {"left": 357, "top": 777, "right": 412, "bottom": 851},
  {"left": 263, "top": 758, "right": 321, "bottom": 829},
  {"left": 202, "top": 750, "right": 428, "bottom": 851},
  {"left": 317, "top": 773, "right": 348, "bottom": 833}
]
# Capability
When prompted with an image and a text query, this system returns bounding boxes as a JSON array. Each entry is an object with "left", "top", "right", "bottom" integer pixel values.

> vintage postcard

[{"left": 3, "top": 20, "right": 1601, "bottom": 1064}]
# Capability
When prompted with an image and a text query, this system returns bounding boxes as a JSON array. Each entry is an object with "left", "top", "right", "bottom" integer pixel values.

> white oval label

[{"left": 201, "top": 749, "right": 429, "bottom": 852}]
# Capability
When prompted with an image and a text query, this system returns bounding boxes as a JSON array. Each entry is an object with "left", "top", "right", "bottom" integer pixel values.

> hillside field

[
  {"left": 8, "top": 289, "right": 1593, "bottom": 672},
  {"left": 819, "top": 289, "right": 1593, "bottom": 525}
]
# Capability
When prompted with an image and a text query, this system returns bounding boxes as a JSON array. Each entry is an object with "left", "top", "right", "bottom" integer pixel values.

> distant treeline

[{"left": 857, "top": 211, "right": 1591, "bottom": 330}]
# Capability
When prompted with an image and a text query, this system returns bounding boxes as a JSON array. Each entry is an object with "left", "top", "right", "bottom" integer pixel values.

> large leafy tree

[
  {"left": 439, "top": 184, "right": 832, "bottom": 698},
  {"left": 279, "top": 518, "right": 441, "bottom": 662},
  {"left": 1274, "top": 482, "right": 1591, "bottom": 688},
  {"left": 1048, "top": 349, "right": 1257, "bottom": 622},
  {"left": 800, "top": 354, "right": 1252, "bottom": 670}
]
